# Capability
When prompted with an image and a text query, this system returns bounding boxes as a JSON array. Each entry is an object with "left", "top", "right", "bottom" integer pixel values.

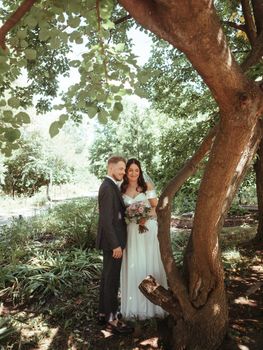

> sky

[{"left": 128, "top": 27, "right": 152, "bottom": 66}]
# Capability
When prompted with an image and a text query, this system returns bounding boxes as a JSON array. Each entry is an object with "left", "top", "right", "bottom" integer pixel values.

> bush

[
  {"left": 0, "top": 198, "right": 98, "bottom": 265},
  {"left": 47, "top": 198, "right": 98, "bottom": 249}
]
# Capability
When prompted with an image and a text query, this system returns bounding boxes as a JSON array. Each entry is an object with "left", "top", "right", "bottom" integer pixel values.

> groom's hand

[{"left": 112, "top": 246, "right": 122, "bottom": 259}]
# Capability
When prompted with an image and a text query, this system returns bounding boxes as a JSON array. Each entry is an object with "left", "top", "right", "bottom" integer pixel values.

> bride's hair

[{"left": 121, "top": 158, "right": 147, "bottom": 194}]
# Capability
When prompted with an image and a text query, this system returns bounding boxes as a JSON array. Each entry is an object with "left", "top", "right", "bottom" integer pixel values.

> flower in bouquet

[{"left": 125, "top": 201, "right": 151, "bottom": 233}]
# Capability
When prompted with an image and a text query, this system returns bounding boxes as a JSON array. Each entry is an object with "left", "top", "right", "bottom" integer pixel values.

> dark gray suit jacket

[{"left": 96, "top": 177, "right": 127, "bottom": 251}]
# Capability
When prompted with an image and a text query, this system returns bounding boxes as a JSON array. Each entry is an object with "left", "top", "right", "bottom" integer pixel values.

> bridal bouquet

[{"left": 125, "top": 201, "right": 151, "bottom": 233}]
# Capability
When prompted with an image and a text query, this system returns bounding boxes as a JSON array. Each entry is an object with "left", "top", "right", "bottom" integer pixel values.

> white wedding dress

[{"left": 120, "top": 190, "right": 167, "bottom": 320}]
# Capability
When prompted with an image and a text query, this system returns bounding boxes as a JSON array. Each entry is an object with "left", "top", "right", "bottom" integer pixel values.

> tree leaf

[
  {"left": 8, "top": 97, "right": 20, "bottom": 108},
  {"left": 102, "top": 20, "right": 115, "bottom": 30},
  {"left": 25, "top": 48, "right": 37, "bottom": 60},
  {"left": 24, "top": 15, "right": 38, "bottom": 28},
  {"left": 3, "top": 110, "right": 13, "bottom": 121},
  {"left": 68, "top": 16, "right": 81, "bottom": 28},
  {"left": 59, "top": 114, "right": 68, "bottom": 123},
  {"left": 98, "top": 110, "right": 108, "bottom": 124},
  {"left": 87, "top": 106, "right": 98, "bottom": 118},
  {"left": 0, "top": 62, "right": 10, "bottom": 73},
  {"left": 115, "top": 43, "right": 125, "bottom": 52},
  {"left": 39, "top": 28, "right": 51, "bottom": 41},
  {"left": 15, "top": 112, "right": 30, "bottom": 124},
  {"left": 4, "top": 128, "right": 21, "bottom": 142},
  {"left": 113, "top": 102, "right": 123, "bottom": 113},
  {"left": 49, "top": 37, "right": 61, "bottom": 50},
  {"left": 69, "top": 60, "right": 81, "bottom": 67},
  {"left": 17, "top": 29, "right": 27, "bottom": 39},
  {"left": 49, "top": 121, "right": 60, "bottom": 138}
]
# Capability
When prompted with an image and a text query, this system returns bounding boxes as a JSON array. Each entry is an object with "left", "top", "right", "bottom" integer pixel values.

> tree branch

[
  {"left": 155, "top": 124, "right": 218, "bottom": 320},
  {"left": 223, "top": 21, "right": 246, "bottom": 32},
  {"left": 241, "top": 30, "right": 263, "bottom": 72},
  {"left": 114, "top": 14, "right": 132, "bottom": 25},
  {"left": 0, "top": 0, "right": 38, "bottom": 50},
  {"left": 241, "top": 0, "right": 257, "bottom": 46},
  {"left": 139, "top": 275, "right": 182, "bottom": 319}
]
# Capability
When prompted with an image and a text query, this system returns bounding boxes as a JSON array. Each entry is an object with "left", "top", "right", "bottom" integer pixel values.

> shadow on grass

[{"left": 1, "top": 224, "right": 262, "bottom": 350}]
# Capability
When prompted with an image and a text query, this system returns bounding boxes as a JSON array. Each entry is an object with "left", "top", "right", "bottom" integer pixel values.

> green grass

[{"left": 0, "top": 198, "right": 101, "bottom": 349}]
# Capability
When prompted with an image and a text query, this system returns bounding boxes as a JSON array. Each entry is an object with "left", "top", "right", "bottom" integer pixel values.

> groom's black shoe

[
  {"left": 116, "top": 312, "right": 123, "bottom": 320},
  {"left": 97, "top": 314, "right": 107, "bottom": 326},
  {"left": 106, "top": 320, "right": 134, "bottom": 335}
]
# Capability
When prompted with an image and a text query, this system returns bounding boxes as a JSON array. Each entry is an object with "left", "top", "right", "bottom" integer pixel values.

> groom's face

[{"left": 110, "top": 161, "right": 126, "bottom": 181}]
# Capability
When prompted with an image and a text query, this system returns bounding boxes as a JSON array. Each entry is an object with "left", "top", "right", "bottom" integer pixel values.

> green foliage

[
  {"left": 1, "top": 132, "right": 73, "bottom": 196},
  {"left": 0, "top": 198, "right": 100, "bottom": 307},
  {"left": 1, "top": 248, "right": 101, "bottom": 305},
  {"left": 0, "top": 0, "right": 147, "bottom": 144},
  {"left": 0, "top": 198, "right": 98, "bottom": 264},
  {"left": 89, "top": 100, "right": 166, "bottom": 183},
  {"left": 142, "top": 40, "right": 217, "bottom": 121},
  {"left": 47, "top": 199, "right": 98, "bottom": 249},
  {"left": 228, "top": 203, "right": 248, "bottom": 216},
  {"left": 171, "top": 228, "right": 190, "bottom": 265},
  {"left": 0, "top": 317, "right": 18, "bottom": 343}
]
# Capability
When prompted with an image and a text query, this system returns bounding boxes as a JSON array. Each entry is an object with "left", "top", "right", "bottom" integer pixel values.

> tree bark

[
  {"left": 254, "top": 137, "right": 263, "bottom": 241},
  {"left": 0, "top": 0, "right": 38, "bottom": 50}
]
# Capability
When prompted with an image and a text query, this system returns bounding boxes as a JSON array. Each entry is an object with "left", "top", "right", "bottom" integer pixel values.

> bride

[{"left": 120, "top": 158, "right": 167, "bottom": 319}]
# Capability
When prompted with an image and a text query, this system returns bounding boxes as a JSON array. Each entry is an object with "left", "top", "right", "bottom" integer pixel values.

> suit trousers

[{"left": 98, "top": 250, "right": 122, "bottom": 319}]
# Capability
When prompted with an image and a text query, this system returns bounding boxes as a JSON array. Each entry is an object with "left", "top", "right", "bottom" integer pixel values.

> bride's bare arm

[{"left": 146, "top": 182, "right": 158, "bottom": 217}]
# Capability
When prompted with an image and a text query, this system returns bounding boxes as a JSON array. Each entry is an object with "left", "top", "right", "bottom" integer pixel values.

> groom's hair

[{"left": 107, "top": 156, "right": 126, "bottom": 166}]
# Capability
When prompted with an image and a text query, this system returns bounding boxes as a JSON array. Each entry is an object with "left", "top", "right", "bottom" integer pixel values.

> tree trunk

[
  {"left": 254, "top": 137, "right": 263, "bottom": 241},
  {"left": 117, "top": 1, "right": 263, "bottom": 349},
  {"left": 139, "top": 120, "right": 262, "bottom": 350}
]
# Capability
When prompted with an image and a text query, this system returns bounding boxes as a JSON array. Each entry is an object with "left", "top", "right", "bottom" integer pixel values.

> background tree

[
  {"left": 2, "top": 132, "right": 73, "bottom": 197},
  {"left": 89, "top": 100, "right": 165, "bottom": 181}
]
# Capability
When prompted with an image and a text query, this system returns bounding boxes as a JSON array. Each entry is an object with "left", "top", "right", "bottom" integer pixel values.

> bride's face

[{"left": 127, "top": 163, "right": 140, "bottom": 183}]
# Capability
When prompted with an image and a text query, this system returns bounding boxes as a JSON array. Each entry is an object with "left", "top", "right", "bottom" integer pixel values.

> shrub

[{"left": 47, "top": 198, "right": 98, "bottom": 249}]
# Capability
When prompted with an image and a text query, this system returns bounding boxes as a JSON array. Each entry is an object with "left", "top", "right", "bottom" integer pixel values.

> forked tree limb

[
  {"left": 139, "top": 275, "right": 182, "bottom": 319},
  {"left": 0, "top": 0, "right": 38, "bottom": 50},
  {"left": 150, "top": 124, "right": 218, "bottom": 320}
]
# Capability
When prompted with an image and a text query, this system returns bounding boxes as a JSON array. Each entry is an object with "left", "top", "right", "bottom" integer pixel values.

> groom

[{"left": 96, "top": 156, "right": 131, "bottom": 334}]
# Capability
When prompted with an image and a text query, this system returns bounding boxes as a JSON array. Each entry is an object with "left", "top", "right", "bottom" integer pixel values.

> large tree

[{"left": 1, "top": 1, "right": 263, "bottom": 349}]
